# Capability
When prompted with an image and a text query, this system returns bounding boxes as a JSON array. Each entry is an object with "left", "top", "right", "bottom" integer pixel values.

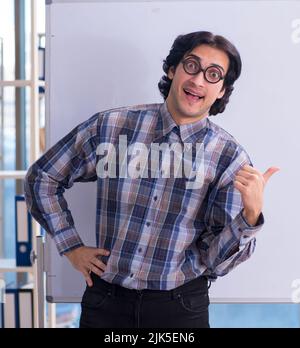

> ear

[
  {"left": 167, "top": 66, "right": 175, "bottom": 80},
  {"left": 216, "top": 86, "right": 226, "bottom": 100}
]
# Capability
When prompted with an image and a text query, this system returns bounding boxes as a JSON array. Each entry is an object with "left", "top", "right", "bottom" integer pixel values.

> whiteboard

[{"left": 45, "top": 0, "right": 300, "bottom": 303}]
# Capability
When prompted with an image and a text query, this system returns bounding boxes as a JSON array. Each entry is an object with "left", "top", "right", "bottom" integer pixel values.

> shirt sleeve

[
  {"left": 199, "top": 143, "right": 265, "bottom": 279},
  {"left": 24, "top": 113, "right": 100, "bottom": 256}
]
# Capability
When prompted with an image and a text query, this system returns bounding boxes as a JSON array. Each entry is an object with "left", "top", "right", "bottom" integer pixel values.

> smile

[{"left": 183, "top": 88, "right": 204, "bottom": 102}]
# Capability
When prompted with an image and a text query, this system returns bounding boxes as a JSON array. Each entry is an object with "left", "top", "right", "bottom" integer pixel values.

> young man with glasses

[{"left": 24, "top": 31, "right": 279, "bottom": 328}]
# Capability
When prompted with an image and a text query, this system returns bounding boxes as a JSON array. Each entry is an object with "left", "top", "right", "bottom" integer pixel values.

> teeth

[{"left": 184, "top": 89, "right": 203, "bottom": 98}]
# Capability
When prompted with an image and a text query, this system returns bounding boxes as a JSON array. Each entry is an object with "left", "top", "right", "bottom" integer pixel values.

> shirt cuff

[
  {"left": 53, "top": 227, "right": 85, "bottom": 256},
  {"left": 232, "top": 210, "right": 264, "bottom": 247}
]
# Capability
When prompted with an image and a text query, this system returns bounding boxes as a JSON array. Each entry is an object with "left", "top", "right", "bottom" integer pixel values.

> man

[{"left": 24, "top": 31, "right": 279, "bottom": 328}]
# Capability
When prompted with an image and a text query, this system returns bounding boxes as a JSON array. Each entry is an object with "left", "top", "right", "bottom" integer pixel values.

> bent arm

[
  {"left": 24, "top": 113, "right": 99, "bottom": 255},
  {"left": 199, "top": 145, "right": 264, "bottom": 278}
]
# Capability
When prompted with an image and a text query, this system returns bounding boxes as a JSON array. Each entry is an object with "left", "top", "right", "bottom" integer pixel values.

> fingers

[
  {"left": 234, "top": 180, "right": 247, "bottom": 193},
  {"left": 68, "top": 246, "right": 110, "bottom": 287},
  {"left": 235, "top": 170, "right": 260, "bottom": 189},
  {"left": 238, "top": 164, "right": 280, "bottom": 185},
  {"left": 85, "top": 249, "right": 110, "bottom": 280},
  {"left": 88, "top": 264, "right": 103, "bottom": 277},
  {"left": 88, "top": 258, "right": 106, "bottom": 277},
  {"left": 235, "top": 175, "right": 249, "bottom": 186},
  {"left": 95, "top": 248, "right": 110, "bottom": 257},
  {"left": 90, "top": 257, "right": 107, "bottom": 272},
  {"left": 241, "top": 164, "right": 256, "bottom": 172},
  {"left": 88, "top": 249, "right": 110, "bottom": 276},
  {"left": 83, "top": 269, "right": 93, "bottom": 287},
  {"left": 237, "top": 169, "right": 260, "bottom": 180}
]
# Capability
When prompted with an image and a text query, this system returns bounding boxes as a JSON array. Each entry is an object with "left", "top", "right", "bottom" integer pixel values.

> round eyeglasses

[{"left": 181, "top": 56, "right": 225, "bottom": 84}]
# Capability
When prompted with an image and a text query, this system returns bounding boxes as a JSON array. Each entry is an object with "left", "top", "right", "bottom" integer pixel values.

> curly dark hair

[{"left": 158, "top": 31, "right": 242, "bottom": 116}]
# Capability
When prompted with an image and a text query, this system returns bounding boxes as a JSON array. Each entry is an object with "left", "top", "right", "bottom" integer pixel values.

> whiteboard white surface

[{"left": 45, "top": 0, "right": 300, "bottom": 303}]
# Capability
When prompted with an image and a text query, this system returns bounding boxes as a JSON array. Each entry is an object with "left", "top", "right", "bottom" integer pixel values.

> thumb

[{"left": 263, "top": 166, "right": 280, "bottom": 183}]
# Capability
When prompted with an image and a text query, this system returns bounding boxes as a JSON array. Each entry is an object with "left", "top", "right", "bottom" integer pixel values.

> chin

[{"left": 179, "top": 106, "right": 203, "bottom": 118}]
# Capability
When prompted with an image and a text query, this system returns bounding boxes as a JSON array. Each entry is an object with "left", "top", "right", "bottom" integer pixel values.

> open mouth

[{"left": 183, "top": 88, "right": 204, "bottom": 101}]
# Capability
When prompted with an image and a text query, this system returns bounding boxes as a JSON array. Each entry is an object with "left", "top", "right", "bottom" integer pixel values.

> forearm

[
  {"left": 24, "top": 163, "right": 84, "bottom": 255},
  {"left": 24, "top": 114, "right": 99, "bottom": 255}
]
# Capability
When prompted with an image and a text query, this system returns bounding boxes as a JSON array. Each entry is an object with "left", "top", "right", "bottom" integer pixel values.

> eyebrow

[{"left": 185, "top": 54, "right": 226, "bottom": 73}]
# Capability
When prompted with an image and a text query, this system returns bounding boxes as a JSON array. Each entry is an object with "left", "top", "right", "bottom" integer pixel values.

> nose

[{"left": 189, "top": 70, "right": 206, "bottom": 87}]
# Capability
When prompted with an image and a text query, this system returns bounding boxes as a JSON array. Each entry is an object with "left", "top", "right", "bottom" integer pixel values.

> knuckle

[{"left": 93, "top": 259, "right": 102, "bottom": 268}]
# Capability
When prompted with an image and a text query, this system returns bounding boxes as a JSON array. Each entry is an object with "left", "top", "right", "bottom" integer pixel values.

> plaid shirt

[{"left": 24, "top": 102, "right": 264, "bottom": 290}]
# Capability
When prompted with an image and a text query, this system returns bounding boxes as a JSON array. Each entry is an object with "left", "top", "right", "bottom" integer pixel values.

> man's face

[{"left": 166, "top": 44, "right": 229, "bottom": 124}]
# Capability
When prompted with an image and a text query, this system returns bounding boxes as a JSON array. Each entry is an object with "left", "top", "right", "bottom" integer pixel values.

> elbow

[{"left": 23, "top": 164, "right": 38, "bottom": 209}]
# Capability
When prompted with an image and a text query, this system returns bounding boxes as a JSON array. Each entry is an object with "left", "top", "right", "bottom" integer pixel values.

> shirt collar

[{"left": 156, "top": 101, "right": 209, "bottom": 143}]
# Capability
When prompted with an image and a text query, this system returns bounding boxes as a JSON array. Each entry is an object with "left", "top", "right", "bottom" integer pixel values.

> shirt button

[
  {"left": 243, "top": 235, "right": 249, "bottom": 238},
  {"left": 130, "top": 273, "right": 134, "bottom": 278},
  {"left": 138, "top": 248, "right": 142, "bottom": 253},
  {"left": 146, "top": 222, "right": 151, "bottom": 227},
  {"left": 153, "top": 196, "right": 158, "bottom": 201}
]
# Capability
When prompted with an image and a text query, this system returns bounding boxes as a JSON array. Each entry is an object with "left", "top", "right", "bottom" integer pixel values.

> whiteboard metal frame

[{"left": 44, "top": 0, "right": 300, "bottom": 304}]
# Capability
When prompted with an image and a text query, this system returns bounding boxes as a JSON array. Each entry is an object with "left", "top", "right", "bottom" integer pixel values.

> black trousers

[{"left": 79, "top": 273, "right": 210, "bottom": 328}]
